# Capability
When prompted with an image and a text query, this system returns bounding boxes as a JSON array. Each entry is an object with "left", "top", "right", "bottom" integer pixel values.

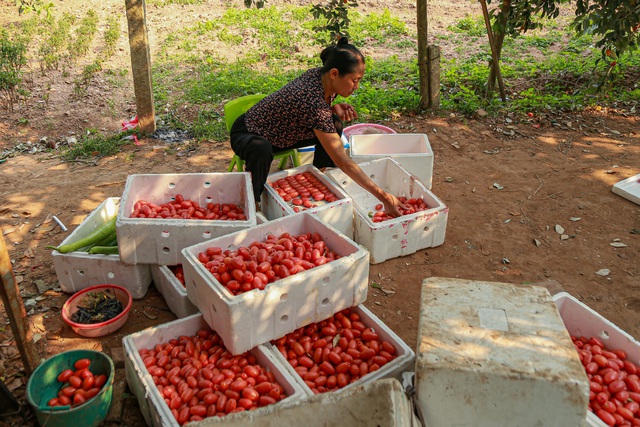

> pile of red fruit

[
  {"left": 272, "top": 307, "right": 398, "bottom": 395},
  {"left": 371, "top": 197, "right": 430, "bottom": 222},
  {"left": 269, "top": 172, "right": 340, "bottom": 213},
  {"left": 140, "top": 329, "right": 288, "bottom": 425},
  {"left": 572, "top": 335, "right": 640, "bottom": 426},
  {"left": 130, "top": 194, "right": 246, "bottom": 220},
  {"left": 170, "top": 265, "right": 185, "bottom": 287},
  {"left": 47, "top": 358, "right": 108, "bottom": 408},
  {"left": 197, "top": 232, "right": 340, "bottom": 296}
]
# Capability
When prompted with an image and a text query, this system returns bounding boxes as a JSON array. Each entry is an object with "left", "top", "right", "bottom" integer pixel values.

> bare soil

[{"left": 1, "top": 1, "right": 639, "bottom": 426}]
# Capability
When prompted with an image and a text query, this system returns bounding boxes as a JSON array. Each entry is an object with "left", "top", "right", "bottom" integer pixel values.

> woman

[{"left": 230, "top": 37, "right": 406, "bottom": 216}]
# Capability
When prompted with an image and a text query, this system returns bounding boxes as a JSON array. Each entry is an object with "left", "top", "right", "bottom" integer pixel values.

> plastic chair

[{"left": 224, "top": 94, "right": 300, "bottom": 172}]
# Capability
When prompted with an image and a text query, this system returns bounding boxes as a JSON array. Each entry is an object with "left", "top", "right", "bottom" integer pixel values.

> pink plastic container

[
  {"left": 343, "top": 123, "right": 396, "bottom": 137},
  {"left": 62, "top": 284, "right": 132, "bottom": 337}
]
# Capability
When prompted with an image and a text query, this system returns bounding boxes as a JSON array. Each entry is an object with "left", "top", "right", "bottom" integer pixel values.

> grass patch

[{"left": 61, "top": 130, "right": 135, "bottom": 161}]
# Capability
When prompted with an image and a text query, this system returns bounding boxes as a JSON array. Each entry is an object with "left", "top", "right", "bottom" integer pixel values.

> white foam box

[
  {"left": 348, "top": 133, "right": 434, "bottom": 189},
  {"left": 207, "top": 377, "right": 415, "bottom": 427},
  {"left": 266, "top": 304, "right": 415, "bottom": 397},
  {"left": 122, "top": 313, "right": 306, "bottom": 427},
  {"left": 260, "top": 164, "right": 354, "bottom": 239},
  {"left": 51, "top": 197, "right": 152, "bottom": 299},
  {"left": 150, "top": 265, "right": 198, "bottom": 319},
  {"left": 612, "top": 172, "right": 640, "bottom": 205},
  {"left": 116, "top": 173, "right": 257, "bottom": 266},
  {"left": 149, "top": 214, "right": 270, "bottom": 319},
  {"left": 180, "top": 212, "right": 369, "bottom": 355},
  {"left": 415, "top": 277, "right": 590, "bottom": 427},
  {"left": 325, "top": 158, "right": 448, "bottom": 264},
  {"left": 553, "top": 292, "right": 640, "bottom": 427}
]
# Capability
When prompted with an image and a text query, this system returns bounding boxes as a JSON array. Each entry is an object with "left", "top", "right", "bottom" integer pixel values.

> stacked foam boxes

[
  {"left": 117, "top": 173, "right": 257, "bottom": 318},
  {"left": 124, "top": 209, "right": 416, "bottom": 425},
  {"left": 415, "top": 277, "right": 591, "bottom": 427}
]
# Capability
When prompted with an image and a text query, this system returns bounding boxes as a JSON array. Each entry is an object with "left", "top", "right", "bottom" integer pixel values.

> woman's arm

[{"left": 314, "top": 129, "right": 406, "bottom": 217}]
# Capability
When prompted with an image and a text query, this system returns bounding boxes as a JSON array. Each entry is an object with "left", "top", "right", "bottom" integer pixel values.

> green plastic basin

[{"left": 26, "top": 349, "right": 114, "bottom": 427}]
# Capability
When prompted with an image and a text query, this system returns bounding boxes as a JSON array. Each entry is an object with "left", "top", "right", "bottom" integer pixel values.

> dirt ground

[{"left": 1, "top": 0, "right": 639, "bottom": 426}]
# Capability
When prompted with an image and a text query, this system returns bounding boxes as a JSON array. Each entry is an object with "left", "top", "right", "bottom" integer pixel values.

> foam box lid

[{"left": 611, "top": 172, "right": 640, "bottom": 206}]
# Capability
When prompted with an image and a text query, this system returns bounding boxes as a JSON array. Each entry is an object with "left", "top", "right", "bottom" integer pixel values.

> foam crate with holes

[
  {"left": 149, "top": 214, "right": 269, "bottom": 319},
  {"left": 150, "top": 265, "right": 198, "bottom": 319},
  {"left": 180, "top": 212, "right": 369, "bottom": 355},
  {"left": 553, "top": 292, "right": 640, "bottom": 427},
  {"left": 52, "top": 197, "right": 152, "bottom": 299},
  {"left": 265, "top": 304, "right": 415, "bottom": 397},
  {"left": 122, "top": 313, "right": 306, "bottom": 427},
  {"left": 348, "top": 133, "right": 433, "bottom": 189},
  {"left": 260, "top": 165, "right": 354, "bottom": 239},
  {"left": 325, "top": 158, "right": 448, "bottom": 264},
  {"left": 116, "top": 173, "right": 256, "bottom": 266},
  {"left": 416, "top": 278, "right": 590, "bottom": 427}
]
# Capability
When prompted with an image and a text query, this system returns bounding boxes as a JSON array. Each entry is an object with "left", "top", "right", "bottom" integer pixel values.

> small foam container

[{"left": 261, "top": 164, "right": 354, "bottom": 239}]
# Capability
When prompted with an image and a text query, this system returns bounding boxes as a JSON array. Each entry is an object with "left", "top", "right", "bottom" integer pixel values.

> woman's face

[{"left": 333, "top": 61, "right": 365, "bottom": 98}]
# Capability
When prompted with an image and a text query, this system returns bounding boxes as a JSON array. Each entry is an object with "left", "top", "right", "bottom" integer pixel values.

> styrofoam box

[
  {"left": 116, "top": 173, "right": 257, "bottom": 266},
  {"left": 348, "top": 133, "right": 434, "bottom": 189},
  {"left": 325, "top": 158, "right": 448, "bottom": 264},
  {"left": 123, "top": 313, "right": 305, "bottom": 427},
  {"left": 150, "top": 265, "right": 198, "bottom": 319},
  {"left": 553, "top": 292, "right": 640, "bottom": 427},
  {"left": 51, "top": 197, "right": 152, "bottom": 299},
  {"left": 416, "top": 278, "right": 590, "bottom": 427},
  {"left": 260, "top": 164, "right": 354, "bottom": 239},
  {"left": 266, "top": 304, "right": 415, "bottom": 397},
  {"left": 612, "top": 172, "right": 640, "bottom": 206},
  {"left": 181, "top": 212, "right": 370, "bottom": 355},
  {"left": 149, "top": 213, "right": 269, "bottom": 319},
  {"left": 198, "top": 378, "right": 415, "bottom": 427}
]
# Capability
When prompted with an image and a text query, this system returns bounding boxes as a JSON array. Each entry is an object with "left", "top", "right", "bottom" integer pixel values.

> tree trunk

[
  {"left": 487, "top": 0, "right": 510, "bottom": 94},
  {"left": 417, "top": 0, "right": 429, "bottom": 109}
]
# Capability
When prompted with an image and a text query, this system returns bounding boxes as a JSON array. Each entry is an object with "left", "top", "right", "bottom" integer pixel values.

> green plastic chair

[{"left": 225, "top": 94, "right": 300, "bottom": 172}]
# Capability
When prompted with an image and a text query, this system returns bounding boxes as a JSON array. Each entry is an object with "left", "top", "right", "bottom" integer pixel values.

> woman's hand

[
  {"left": 381, "top": 193, "right": 409, "bottom": 218},
  {"left": 332, "top": 103, "right": 358, "bottom": 122}
]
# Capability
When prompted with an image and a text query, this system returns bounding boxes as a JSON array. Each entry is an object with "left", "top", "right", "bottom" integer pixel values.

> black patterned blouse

[{"left": 244, "top": 67, "right": 337, "bottom": 148}]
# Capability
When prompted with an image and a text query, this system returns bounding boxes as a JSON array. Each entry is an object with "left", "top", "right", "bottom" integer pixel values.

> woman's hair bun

[{"left": 337, "top": 37, "right": 349, "bottom": 46}]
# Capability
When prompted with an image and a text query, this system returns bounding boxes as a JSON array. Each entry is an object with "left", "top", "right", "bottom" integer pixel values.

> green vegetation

[
  {"left": 1, "top": 2, "right": 639, "bottom": 156},
  {"left": 61, "top": 130, "right": 136, "bottom": 161}
]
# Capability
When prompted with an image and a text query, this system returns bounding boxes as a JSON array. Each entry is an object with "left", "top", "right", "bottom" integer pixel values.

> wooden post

[
  {"left": 0, "top": 234, "right": 39, "bottom": 376},
  {"left": 125, "top": 0, "right": 156, "bottom": 134},
  {"left": 427, "top": 45, "right": 440, "bottom": 109},
  {"left": 417, "top": 0, "right": 429, "bottom": 109}
]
